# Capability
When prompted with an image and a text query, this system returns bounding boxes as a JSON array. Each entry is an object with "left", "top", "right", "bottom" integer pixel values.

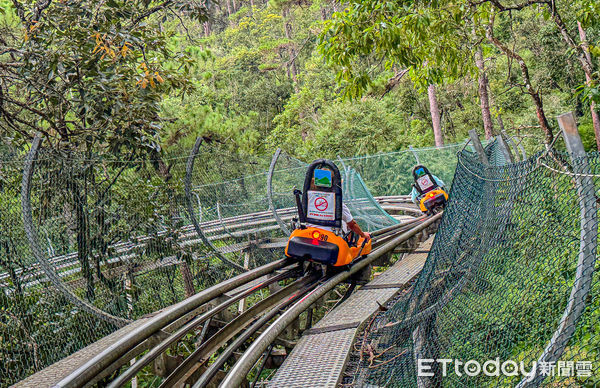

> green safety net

[
  {"left": 338, "top": 142, "right": 467, "bottom": 198},
  {"left": 350, "top": 139, "right": 600, "bottom": 387},
  {"left": 2, "top": 140, "right": 469, "bottom": 385}
]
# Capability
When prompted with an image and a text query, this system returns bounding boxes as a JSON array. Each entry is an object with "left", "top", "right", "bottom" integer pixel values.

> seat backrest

[
  {"left": 301, "top": 160, "right": 343, "bottom": 228},
  {"left": 412, "top": 165, "right": 439, "bottom": 195}
]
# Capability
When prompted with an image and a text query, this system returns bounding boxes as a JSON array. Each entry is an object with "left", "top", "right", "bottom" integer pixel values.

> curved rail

[
  {"left": 21, "top": 135, "right": 130, "bottom": 327},
  {"left": 267, "top": 148, "right": 290, "bottom": 235},
  {"left": 220, "top": 213, "right": 442, "bottom": 387},
  {"left": 55, "top": 208, "right": 435, "bottom": 388},
  {"left": 1, "top": 195, "right": 414, "bottom": 291},
  {"left": 108, "top": 268, "right": 297, "bottom": 387},
  {"left": 109, "top": 219, "right": 422, "bottom": 388},
  {"left": 55, "top": 257, "right": 291, "bottom": 387},
  {"left": 192, "top": 277, "right": 322, "bottom": 388},
  {"left": 158, "top": 274, "right": 318, "bottom": 387},
  {"left": 184, "top": 136, "right": 246, "bottom": 272}
]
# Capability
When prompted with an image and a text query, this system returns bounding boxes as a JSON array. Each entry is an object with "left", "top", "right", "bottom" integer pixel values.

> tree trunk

[
  {"left": 225, "top": 0, "right": 233, "bottom": 25},
  {"left": 152, "top": 152, "right": 195, "bottom": 298},
  {"left": 180, "top": 260, "right": 195, "bottom": 298},
  {"left": 578, "top": 22, "right": 600, "bottom": 150},
  {"left": 427, "top": 84, "right": 444, "bottom": 147},
  {"left": 548, "top": 8, "right": 598, "bottom": 147},
  {"left": 475, "top": 44, "right": 494, "bottom": 139},
  {"left": 487, "top": 19, "right": 553, "bottom": 145},
  {"left": 0, "top": 241, "right": 23, "bottom": 295},
  {"left": 282, "top": 8, "right": 299, "bottom": 90}
]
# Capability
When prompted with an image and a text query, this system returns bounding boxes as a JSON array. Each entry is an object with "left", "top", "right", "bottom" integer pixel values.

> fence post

[
  {"left": 496, "top": 134, "right": 515, "bottom": 163},
  {"left": 502, "top": 131, "right": 525, "bottom": 162},
  {"left": 560, "top": 112, "right": 587, "bottom": 157},
  {"left": 468, "top": 129, "right": 489, "bottom": 165},
  {"left": 267, "top": 148, "right": 290, "bottom": 235},
  {"left": 409, "top": 145, "right": 420, "bottom": 165},
  {"left": 517, "top": 112, "right": 598, "bottom": 387}
]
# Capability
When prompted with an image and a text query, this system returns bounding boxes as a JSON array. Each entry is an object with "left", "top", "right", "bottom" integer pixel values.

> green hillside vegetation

[
  {"left": 2, "top": 0, "right": 599, "bottom": 162},
  {"left": 315, "top": 176, "right": 331, "bottom": 186}
]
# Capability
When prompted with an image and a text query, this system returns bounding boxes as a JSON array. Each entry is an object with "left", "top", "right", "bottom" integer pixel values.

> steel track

[
  {"left": 55, "top": 211, "right": 437, "bottom": 388},
  {"left": 1, "top": 196, "right": 414, "bottom": 289},
  {"left": 219, "top": 213, "right": 441, "bottom": 387}
]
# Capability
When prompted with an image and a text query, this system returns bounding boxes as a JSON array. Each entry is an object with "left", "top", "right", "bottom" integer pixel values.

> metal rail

[
  {"left": 54, "top": 211, "right": 437, "bottom": 388},
  {"left": 3, "top": 196, "right": 413, "bottom": 289},
  {"left": 54, "top": 258, "right": 292, "bottom": 387},
  {"left": 158, "top": 274, "right": 319, "bottom": 387},
  {"left": 219, "top": 213, "right": 442, "bottom": 387},
  {"left": 108, "top": 268, "right": 298, "bottom": 387},
  {"left": 192, "top": 278, "right": 323, "bottom": 388},
  {"left": 159, "top": 219, "right": 433, "bottom": 388}
]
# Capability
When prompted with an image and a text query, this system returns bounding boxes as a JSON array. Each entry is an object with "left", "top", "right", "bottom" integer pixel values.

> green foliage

[
  {"left": 318, "top": 0, "right": 474, "bottom": 98},
  {"left": 0, "top": 0, "right": 206, "bottom": 158},
  {"left": 2, "top": 1, "right": 600, "bottom": 386}
]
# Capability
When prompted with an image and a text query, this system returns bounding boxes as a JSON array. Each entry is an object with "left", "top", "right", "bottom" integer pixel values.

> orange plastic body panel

[
  {"left": 419, "top": 188, "right": 449, "bottom": 213},
  {"left": 284, "top": 226, "right": 372, "bottom": 266}
]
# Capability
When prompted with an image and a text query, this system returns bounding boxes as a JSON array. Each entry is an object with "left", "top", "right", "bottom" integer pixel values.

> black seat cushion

[{"left": 287, "top": 236, "right": 339, "bottom": 265}]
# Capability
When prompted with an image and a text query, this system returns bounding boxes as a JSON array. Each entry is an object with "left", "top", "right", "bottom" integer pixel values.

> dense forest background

[{"left": 1, "top": 0, "right": 599, "bottom": 165}]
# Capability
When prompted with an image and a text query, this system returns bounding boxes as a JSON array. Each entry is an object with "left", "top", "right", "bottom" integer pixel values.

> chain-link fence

[
  {"left": 1, "top": 139, "right": 472, "bottom": 385},
  {"left": 352, "top": 137, "right": 600, "bottom": 387}
]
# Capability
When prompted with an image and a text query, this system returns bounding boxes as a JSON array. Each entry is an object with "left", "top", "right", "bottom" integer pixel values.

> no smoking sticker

[
  {"left": 314, "top": 197, "right": 328, "bottom": 211},
  {"left": 307, "top": 191, "right": 335, "bottom": 220},
  {"left": 417, "top": 175, "right": 434, "bottom": 191}
]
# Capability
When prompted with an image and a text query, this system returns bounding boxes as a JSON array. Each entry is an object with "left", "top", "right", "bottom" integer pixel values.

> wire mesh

[
  {"left": 339, "top": 142, "right": 471, "bottom": 197},
  {"left": 1, "top": 140, "right": 452, "bottom": 385},
  {"left": 352, "top": 141, "right": 600, "bottom": 387}
]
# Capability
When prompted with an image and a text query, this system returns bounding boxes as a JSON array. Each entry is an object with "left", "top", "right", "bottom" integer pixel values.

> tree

[
  {"left": 485, "top": 11, "right": 554, "bottom": 145},
  {"left": 473, "top": 19, "right": 494, "bottom": 140},
  {"left": 0, "top": 0, "right": 207, "bottom": 300},
  {"left": 576, "top": 21, "right": 600, "bottom": 150},
  {"left": 428, "top": 84, "right": 444, "bottom": 147},
  {"left": 1, "top": 0, "right": 205, "bottom": 154},
  {"left": 318, "top": 0, "right": 567, "bottom": 146},
  {"left": 472, "top": 0, "right": 600, "bottom": 147},
  {"left": 318, "top": 0, "right": 474, "bottom": 145}
]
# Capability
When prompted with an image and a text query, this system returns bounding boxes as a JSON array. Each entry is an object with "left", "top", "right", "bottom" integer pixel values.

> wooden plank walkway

[{"left": 267, "top": 236, "right": 434, "bottom": 388}]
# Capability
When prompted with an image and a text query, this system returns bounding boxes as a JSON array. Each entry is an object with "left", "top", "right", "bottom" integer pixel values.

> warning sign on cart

[
  {"left": 416, "top": 175, "right": 434, "bottom": 191},
  {"left": 307, "top": 191, "right": 335, "bottom": 221}
]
